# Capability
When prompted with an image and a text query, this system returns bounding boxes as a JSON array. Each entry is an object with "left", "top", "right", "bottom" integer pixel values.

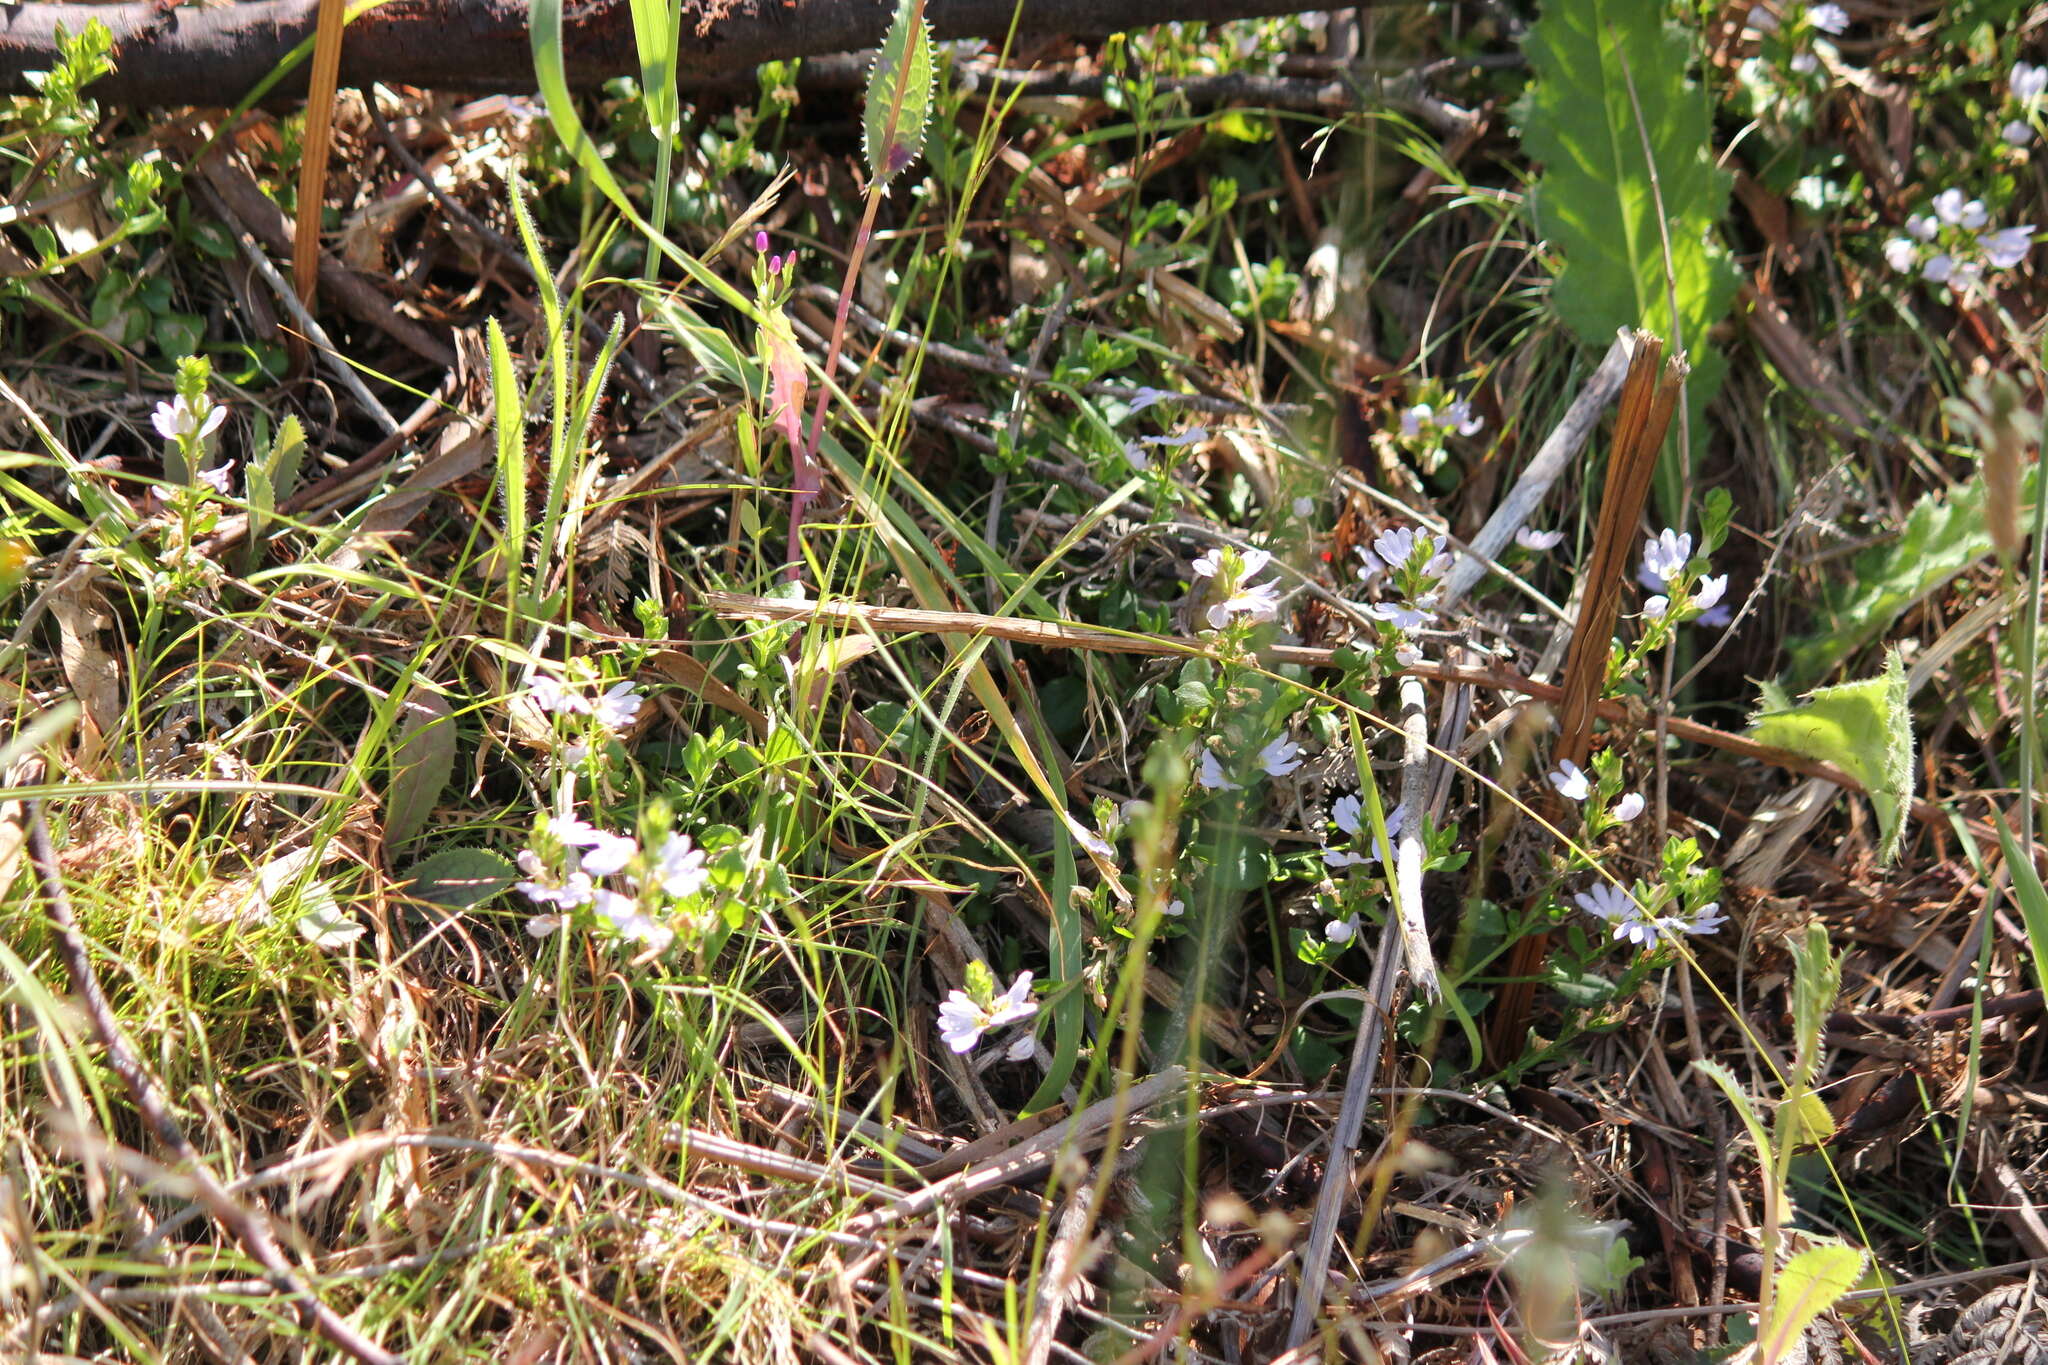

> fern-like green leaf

[
  {"left": 1516, "top": 0, "right": 1738, "bottom": 509},
  {"left": 863, "top": 0, "right": 934, "bottom": 185},
  {"left": 1750, "top": 650, "right": 1915, "bottom": 864}
]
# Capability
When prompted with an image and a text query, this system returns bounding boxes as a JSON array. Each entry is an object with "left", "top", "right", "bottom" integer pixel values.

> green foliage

[
  {"left": 1751, "top": 650, "right": 1915, "bottom": 863},
  {"left": 1992, "top": 814, "right": 2048, "bottom": 992},
  {"left": 863, "top": 0, "right": 935, "bottom": 185},
  {"left": 1785, "top": 463, "right": 2040, "bottom": 687},
  {"left": 402, "top": 848, "right": 518, "bottom": 909},
  {"left": 1759, "top": 1243, "right": 1867, "bottom": 1363},
  {"left": 1516, "top": 0, "right": 1737, "bottom": 510}
]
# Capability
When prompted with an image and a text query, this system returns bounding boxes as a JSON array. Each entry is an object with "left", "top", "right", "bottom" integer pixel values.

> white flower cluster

[
  {"left": 1546, "top": 760, "right": 1644, "bottom": 822},
  {"left": 531, "top": 671, "right": 645, "bottom": 765},
  {"left": 516, "top": 817, "right": 712, "bottom": 953},
  {"left": 1637, "top": 528, "right": 1729, "bottom": 627},
  {"left": 1575, "top": 883, "right": 1726, "bottom": 950},
  {"left": 937, "top": 970, "right": 1038, "bottom": 1058},
  {"left": 1882, "top": 188, "right": 2034, "bottom": 297},
  {"left": 153, "top": 393, "right": 236, "bottom": 495},
  {"left": 1354, "top": 524, "right": 1451, "bottom": 663},
  {"left": 1191, "top": 545, "right": 1283, "bottom": 630},
  {"left": 2006, "top": 61, "right": 2045, "bottom": 146}
]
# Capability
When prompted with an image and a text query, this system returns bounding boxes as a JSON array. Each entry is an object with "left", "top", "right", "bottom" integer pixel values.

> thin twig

[{"left": 23, "top": 800, "right": 402, "bottom": 1365}]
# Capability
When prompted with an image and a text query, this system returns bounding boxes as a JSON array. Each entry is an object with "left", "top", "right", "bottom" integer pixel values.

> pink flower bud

[{"left": 754, "top": 230, "right": 770, "bottom": 253}]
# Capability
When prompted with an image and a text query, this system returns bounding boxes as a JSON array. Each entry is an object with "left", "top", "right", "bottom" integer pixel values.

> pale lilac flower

[
  {"left": 1355, "top": 546, "right": 1384, "bottom": 582},
  {"left": 1548, "top": 760, "right": 1592, "bottom": 802},
  {"left": 592, "top": 681, "right": 644, "bottom": 732},
  {"left": 1198, "top": 750, "right": 1240, "bottom": 792},
  {"left": 577, "top": 830, "right": 639, "bottom": 877},
  {"left": 1444, "top": 399, "right": 1484, "bottom": 436},
  {"left": 1693, "top": 574, "right": 1729, "bottom": 614},
  {"left": 1905, "top": 213, "right": 1937, "bottom": 242},
  {"left": 1609, "top": 912, "right": 1667, "bottom": 949},
  {"left": 1515, "top": 527, "right": 1566, "bottom": 552},
  {"left": 1394, "top": 642, "right": 1423, "bottom": 667},
  {"left": 1399, "top": 403, "right": 1432, "bottom": 437},
  {"left": 1700, "top": 601, "right": 1735, "bottom": 628},
  {"left": 1807, "top": 3, "right": 1847, "bottom": 35},
  {"left": 1685, "top": 902, "right": 1729, "bottom": 936},
  {"left": 2014, "top": 61, "right": 2048, "bottom": 101},
  {"left": 1190, "top": 548, "right": 1225, "bottom": 579},
  {"left": 1162, "top": 899, "right": 1186, "bottom": 917},
  {"left": 1004, "top": 1033, "right": 1036, "bottom": 1062},
  {"left": 1982, "top": 226, "right": 2035, "bottom": 269},
  {"left": 516, "top": 850, "right": 596, "bottom": 909},
  {"left": 936, "top": 971, "right": 1038, "bottom": 1054},
  {"left": 1922, "top": 253, "right": 1956, "bottom": 283},
  {"left": 530, "top": 675, "right": 588, "bottom": 717},
  {"left": 2005, "top": 119, "right": 2036, "bottom": 146},
  {"left": 1324, "top": 915, "right": 1360, "bottom": 944},
  {"left": 1948, "top": 257, "right": 1986, "bottom": 292},
  {"left": 1883, "top": 238, "right": 1918, "bottom": 273},
  {"left": 1365, "top": 599, "right": 1435, "bottom": 631},
  {"left": 1747, "top": 4, "right": 1780, "bottom": 33},
  {"left": 1260, "top": 736, "right": 1304, "bottom": 777},
  {"left": 1292, "top": 496, "right": 1316, "bottom": 518},
  {"left": 1324, "top": 848, "right": 1369, "bottom": 868},
  {"left": 1612, "top": 791, "right": 1646, "bottom": 822},
  {"left": 1574, "top": 883, "right": 1636, "bottom": 926},
  {"left": 550, "top": 816, "right": 602, "bottom": 848},
  {"left": 595, "top": 889, "right": 674, "bottom": 952},
  {"left": 1372, "top": 526, "right": 1419, "bottom": 570},
  {"left": 1127, "top": 386, "right": 1173, "bottom": 414},
  {"left": 1643, "top": 595, "right": 1671, "bottom": 620},
  {"left": 151, "top": 394, "right": 226, "bottom": 444},
  {"left": 1331, "top": 793, "right": 1362, "bottom": 837},
  {"left": 197, "top": 461, "right": 236, "bottom": 495},
  {"left": 1124, "top": 443, "right": 1152, "bottom": 472},
  {"left": 1206, "top": 577, "right": 1284, "bottom": 629},
  {"left": 1933, "top": 189, "right": 1986, "bottom": 228},
  {"left": 526, "top": 913, "right": 564, "bottom": 938},
  {"left": 653, "top": 832, "right": 709, "bottom": 898},
  {"left": 1075, "top": 826, "right": 1114, "bottom": 862},
  {"left": 1640, "top": 529, "right": 1692, "bottom": 589},
  {"left": 1789, "top": 51, "right": 1818, "bottom": 73},
  {"left": 1238, "top": 548, "right": 1274, "bottom": 580},
  {"left": 560, "top": 741, "right": 591, "bottom": 767}
]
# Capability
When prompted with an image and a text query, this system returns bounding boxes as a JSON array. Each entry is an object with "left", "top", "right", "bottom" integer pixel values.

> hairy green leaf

[
  {"left": 384, "top": 687, "right": 456, "bottom": 851},
  {"left": 1751, "top": 650, "right": 1914, "bottom": 863},
  {"left": 863, "top": 0, "right": 934, "bottom": 185},
  {"left": 1516, "top": 0, "right": 1737, "bottom": 509},
  {"left": 1759, "top": 1243, "right": 1866, "bottom": 1361},
  {"left": 1786, "top": 458, "right": 2040, "bottom": 689},
  {"left": 402, "top": 848, "right": 517, "bottom": 909}
]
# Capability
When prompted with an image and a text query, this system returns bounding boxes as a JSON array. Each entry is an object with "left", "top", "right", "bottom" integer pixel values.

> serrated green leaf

[
  {"left": 1785, "top": 463, "right": 2040, "bottom": 688},
  {"left": 1759, "top": 1243, "right": 1866, "bottom": 1360},
  {"left": 862, "top": 0, "right": 934, "bottom": 185},
  {"left": 1516, "top": 0, "right": 1737, "bottom": 511},
  {"left": 1751, "top": 650, "right": 1914, "bottom": 863},
  {"left": 1773, "top": 1090, "right": 1836, "bottom": 1153},
  {"left": 384, "top": 688, "right": 456, "bottom": 851}
]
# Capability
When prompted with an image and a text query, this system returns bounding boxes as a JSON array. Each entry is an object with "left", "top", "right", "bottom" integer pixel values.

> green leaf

[
  {"left": 1773, "top": 1090, "right": 1836, "bottom": 1153},
  {"left": 1515, "top": 0, "right": 1737, "bottom": 511},
  {"left": 1785, "top": 463, "right": 2040, "bottom": 688},
  {"left": 862, "top": 0, "right": 934, "bottom": 185},
  {"left": 402, "top": 848, "right": 517, "bottom": 909},
  {"left": 1992, "top": 814, "right": 2048, "bottom": 993},
  {"left": 1694, "top": 1058, "right": 1772, "bottom": 1169},
  {"left": 1750, "top": 650, "right": 1915, "bottom": 863},
  {"left": 1759, "top": 1243, "right": 1866, "bottom": 1361},
  {"left": 383, "top": 688, "right": 457, "bottom": 851}
]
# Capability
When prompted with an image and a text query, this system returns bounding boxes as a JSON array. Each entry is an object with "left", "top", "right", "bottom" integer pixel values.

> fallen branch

[{"left": 1, "top": 0, "right": 1344, "bottom": 105}]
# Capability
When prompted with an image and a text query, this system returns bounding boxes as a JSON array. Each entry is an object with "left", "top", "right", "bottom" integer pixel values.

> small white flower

[
  {"left": 1198, "top": 750, "right": 1241, "bottom": 792},
  {"left": 577, "top": 830, "right": 639, "bottom": 877},
  {"left": 1692, "top": 574, "right": 1729, "bottom": 614},
  {"left": 1788, "top": 50, "right": 1818, "bottom": 74},
  {"left": 196, "top": 461, "right": 236, "bottom": 495},
  {"left": 560, "top": 741, "right": 591, "bottom": 767},
  {"left": 151, "top": 394, "right": 227, "bottom": 444},
  {"left": 1574, "top": 883, "right": 1636, "bottom": 924},
  {"left": 2014, "top": 61, "right": 2048, "bottom": 101},
  {"left": 1128, "top": 386, "right": 1173, "bottom": 414},
  {"left": 1922, "top": 252, "right": 1956, "bottom": 283},
  {"left": 530, "top": 674, "right": 588, "bottom": 717},
  {"left": 1515, "top": 527, "right": 1566, "bottom": 551},
  {"left": 1331, "top": 793, "right": 1362, "bottom": 836},
  {"left": 526, "top": 913, "right": 564, "bottom": 938},
  {"left": 1444, "top": 399, "right": 1484, "bottom": 436},
  {"left": 1075, "top": 826, "right": 1115, "bottom": 861},
  {"left": 1190, "top": 548, "right": 1225, "bottom": 579},
  {"left": 1394, "top": 642, "right": 1423, "bottom": 667},
  {"left": 1123, "top": 443, "right": 1152, "bottom": 472},
  {"left": 1747, "top": 4, "right": 1780, "bottom": 33},
  {"left": 1206, "top": 578, "right": 1284, "bottom": 629},
  {"left": 1640, "top": 529, "right": 1693, "bottom": 589},
  {"left": 1324, "top": 915, "right": 1360, "bottom": 944},
  {"left": 653, "top": 832, "right": 709, "bottom": 898},
  {"left": 595, "top": 889, "right": 672, "bottom": 951},
  {"left": 1612, "top": 791, "right": 1646, "bottom": 822},
  {"left": 1933, "top": 188, "right": 1970, "bottom": 225},
  {"left": 1883, "top": 238, "right": 1919, "bottom": 273},
  {"left": 517, "top": 866, "right": 596, "bottom": 910},
  {"left": 1292, "top": 496, "right": 1316, "bottom": 518},
  {"left": 1004, "top": 1032, "right": 1036, "bottom": 1062},
  {"left": 937, "top": 971, "right": 1039, "bottom": 1054},
  {"left": 1610, "top": 913, "right": 1667, "bottom": 949},
  {"left": 1399, "top": 404, "right": 1432, "bottom": 437},
  {"left": 593, "top": 681, "right": 644, "bottom": 732},
  {"left": 1162, "top": 899, "right": 1186, "bottom": 917},
  {"left": 1238, "top": 547, "right": 1274, "bottom": 580},
  {"left": 1259, "top": 736, "right": 1304, "bottom": 777},
  {"left": 1364, "top": 599, "right": 1435, "bottom": 631},
  {"left": 1372, "top": 526, "right": 1418, "bottom": 570},
  {"left": 1806, "top": 2, "right": 1847, "bottom": 35},
  {"left": 1962, "top": 199, "right": 1990, "bottom": 229},
  {"left": 1324, "top": 848, "right": 1369, "bottom": 868},
  {"left": 1982, "top": 225, "right": 2035, "bottom": 269},
  {"left": 1643, "top": 595, "right": 1671, "bottom": 620},
  {"left": 1686, "top": 902, "right": 1729, "bottom": 936},
  {"left": 1948, "top": 257, "right": 1986, "bottom": 293},
  {"left": 1548, "top": 760, "right": 1592, "bottom": 802},
  {"left": 2005, "top": 119, "right": 2036, "bottom": 146},
  {"left": 1906, "top": 213, "right": 1937, "bottom": 242}
]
